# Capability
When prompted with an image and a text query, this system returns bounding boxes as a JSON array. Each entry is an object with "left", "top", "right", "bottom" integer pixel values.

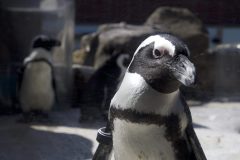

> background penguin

[
  {"left": 18, "top": 35, "right": 61, "bottom": 122},
  {"left": 79, "top": 52, "right": 130, "bottom": 122},
  {"left": 94, "top": 34, "right": 206, "bottom": 160}
]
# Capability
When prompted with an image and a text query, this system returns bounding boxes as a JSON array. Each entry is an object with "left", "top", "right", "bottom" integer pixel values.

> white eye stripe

[
  {"left": 134, "top": 35, "right": 175, "bottom": 57},
  {"left": 153, "top": 48, "right": 170, "bottom": 57},
  {"left": 153, "top": 37, "right": 175, "bottom": 57}
]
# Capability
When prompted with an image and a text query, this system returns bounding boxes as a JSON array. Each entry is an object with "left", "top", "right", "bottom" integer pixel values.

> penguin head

[
  {"left": 128, "top": 34, "right": 195, "bottom": 93},
  {"left": 31, "top": 35, "right": 61, "bottom": 51}
]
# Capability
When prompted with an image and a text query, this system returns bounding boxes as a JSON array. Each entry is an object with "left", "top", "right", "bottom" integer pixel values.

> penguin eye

[{"left": 153, "top": 49, "right": 168, "bottom": 58}]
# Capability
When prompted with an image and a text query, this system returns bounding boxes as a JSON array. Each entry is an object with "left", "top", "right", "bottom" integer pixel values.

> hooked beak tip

[{"left": 171, "top": 55, "right": 196, "bottom": 86}]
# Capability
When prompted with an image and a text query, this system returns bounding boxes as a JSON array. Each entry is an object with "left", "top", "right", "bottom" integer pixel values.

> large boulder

[
  {"left": 194, "top": 44, "right": 240, "bottom": 99},
  {"left": 79, "top": 53, "right": 130, "bottom": 121},
  {"left": 79, "top": 32, "right": 99, "bottom": 66},
  {"left": 80, "top": 7, "right": 209, "bottom": 69},
  {"left": 81, "top": 23, "right": 165, "bottom": 68},
  {"left": 144, "top": 7, "right": 209, "bottom": 58},
  {"left": 71, "top": 64, "right": 95, "bottom": 109}
]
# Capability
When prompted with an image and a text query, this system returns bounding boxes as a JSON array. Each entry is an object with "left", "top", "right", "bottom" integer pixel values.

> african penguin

[
  {"left": 108, "top": 34, "right": 206, "bottom": 160},
  {"left": 79, "top": 52, "right": 130, "bottom": 122},
  {"left": 18, "top": 35, "right": 61, "bottom": 122}
]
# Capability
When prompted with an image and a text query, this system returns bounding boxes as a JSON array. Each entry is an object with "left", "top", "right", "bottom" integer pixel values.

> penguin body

[
  {"left": 18, "top": 35, "right": 61, "bottom": 121},
  {"left": 20, "top": 48, "right": 55, "bottom": 112},
  {"left": 108, "top": 34, "right": 206, "bottom": 160},
  {"left": 110, "top": 73, "right": 188, "bottom": 160}
]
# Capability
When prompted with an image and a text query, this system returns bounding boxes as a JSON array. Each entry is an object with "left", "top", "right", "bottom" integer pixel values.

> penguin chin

[{"left": 148, "top": 78, "right": 181, "bottom": 94}]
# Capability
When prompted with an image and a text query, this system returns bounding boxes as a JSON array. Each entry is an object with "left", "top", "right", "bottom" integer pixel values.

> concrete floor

[
  {"left": 0, "top": 101, "right": 240, "bottom": 160},
  {"left": 0, "top": 109, "right": 101, "bottom": 160}
]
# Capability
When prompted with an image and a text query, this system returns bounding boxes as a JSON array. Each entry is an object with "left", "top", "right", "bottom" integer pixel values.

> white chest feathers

[
  {"left": 20, "top": 60, "right": 55, "bottom": 112},
  {"left": 110, "top": 72, "right": 189, "bottom": 160},
  {"left": 111, "top": 72, "right": 184, "bottom": 116},
  {"left": 113, "top": 119, "right": 176, "bottom": 160}
]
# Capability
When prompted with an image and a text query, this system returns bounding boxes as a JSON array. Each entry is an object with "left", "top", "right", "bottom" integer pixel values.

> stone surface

[
  {"left": 191, "top": 102, "right": 240, "bottom": 160},
  {"left": 71, "top": 64, "right": 95, "bottom": 108},
  {"left": 193, "top": 44, "right": 240, "bottom": 98},
  {"left": 0, "top": 101, "right": 240, "bottom": 160},
  {"left": 144, "top": 7, "right": 209, "bottom": 58},
  {"left": 79, "top": 32, "right": 99, "bottom": 66},
  {"left": 79, "top": 53, "right": 130, "bottom": 121},
  {"left": 0, "top": 109, "right": 101, "bottom": 160},
  {"left": 80, "top": 7, "right": 209, "bottom": 68},
  {"left": 80, "top": 23, "right": 164, "bottom": 68},
  {"left": 72, "top": 49, "right": 87, "bottom": 65}
]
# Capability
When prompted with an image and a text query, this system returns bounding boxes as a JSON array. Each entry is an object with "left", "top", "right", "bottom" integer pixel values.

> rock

[
  {"left": 72, "top": 49, "right": 86, "bottom": 65},
  {"left": 79, "top": 53, "right": 130, "bottom": 122},
  {"left": 81, "top": 23, "right": 165, "bottom": 68},
  {"left": 80, "top": 7, "right": 209, "bottom": 68},
  {"left": 191, "top": 104, "right": 240, "bottom": 160},
  {"left": 144, "top": 7, "right": 209, "bottom": 58},
  {"left": 71, "top": 64, "right": 95, "bottom": 108},
  {"left": 194, "top": 44, "right": 240, "bottom": 98},
  {"left": 80, "top": 32, "right": 99, "bottom": 66}
]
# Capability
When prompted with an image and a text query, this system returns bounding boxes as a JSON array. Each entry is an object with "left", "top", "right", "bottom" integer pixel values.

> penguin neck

[
  {"left": 111, "top": 71, "right": 180, "bottom": 116},
  {"left": 24, "top": 48, "right": 53, "bottom": 65}
]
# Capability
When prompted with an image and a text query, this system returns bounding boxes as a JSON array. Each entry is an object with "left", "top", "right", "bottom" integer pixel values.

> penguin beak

[{"left": 170, "top": 54, "right": 196, "bottom": 86}]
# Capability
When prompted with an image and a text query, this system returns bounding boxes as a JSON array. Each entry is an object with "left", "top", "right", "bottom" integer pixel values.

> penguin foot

[
  {"left": 17, "top": 111, "right": 49, "bottom": 123},
  {"left": 17, "top": 112, "right": 35, "bottom": 123}
]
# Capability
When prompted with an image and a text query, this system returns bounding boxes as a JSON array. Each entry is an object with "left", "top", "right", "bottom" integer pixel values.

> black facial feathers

[
  {"left": 128, "top": 34, "right": 194, "bottom": 93},
  {"left": 32, "top": 35, "right": 61, "bottom": 51}
]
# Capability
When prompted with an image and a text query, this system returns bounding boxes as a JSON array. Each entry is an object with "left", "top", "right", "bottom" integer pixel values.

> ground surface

[{"left": 0, "top": 101, "right": 239, "bottom": 160}]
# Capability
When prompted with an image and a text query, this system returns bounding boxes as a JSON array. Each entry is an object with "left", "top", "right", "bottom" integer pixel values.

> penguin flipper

[
  {"left": 93, "top": 122, "right": 113, "bottom": 160},
  {"left": 180, "top": 95, "right": 207, "bottom": 160},
  {"left": 50, "top": 66, "right": 59, "bottom": 105},
  {"left": 52, "top": 74, "right": 57, "bottom": 95},
  {"left": 185, "top": 123, "right": 207, "bottom": 160},
  {"left": 16, "top": 64, "right": 26, "bottom": 108},
  {"left": 17, "top": 65, "right": 26, "bottom": 91}
]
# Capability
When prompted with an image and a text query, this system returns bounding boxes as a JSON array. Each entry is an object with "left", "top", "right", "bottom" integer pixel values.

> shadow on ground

[
  {"left": 0, "top": 108, "right": 106, "bottom": 160},
  {"left": 0, "top": 124, "right": 93, "bottom": 160}
]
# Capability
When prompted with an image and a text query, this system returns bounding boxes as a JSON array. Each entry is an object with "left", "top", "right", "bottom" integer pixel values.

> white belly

[
  {"left": 112, "top": 119, "right": 176, "bottom": 160},
  {"left": 20, "top": 62, "right": 54, "bottom": 112},
  {"left": 110, "top": 72, "right": 188, "bottom": 160}
]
